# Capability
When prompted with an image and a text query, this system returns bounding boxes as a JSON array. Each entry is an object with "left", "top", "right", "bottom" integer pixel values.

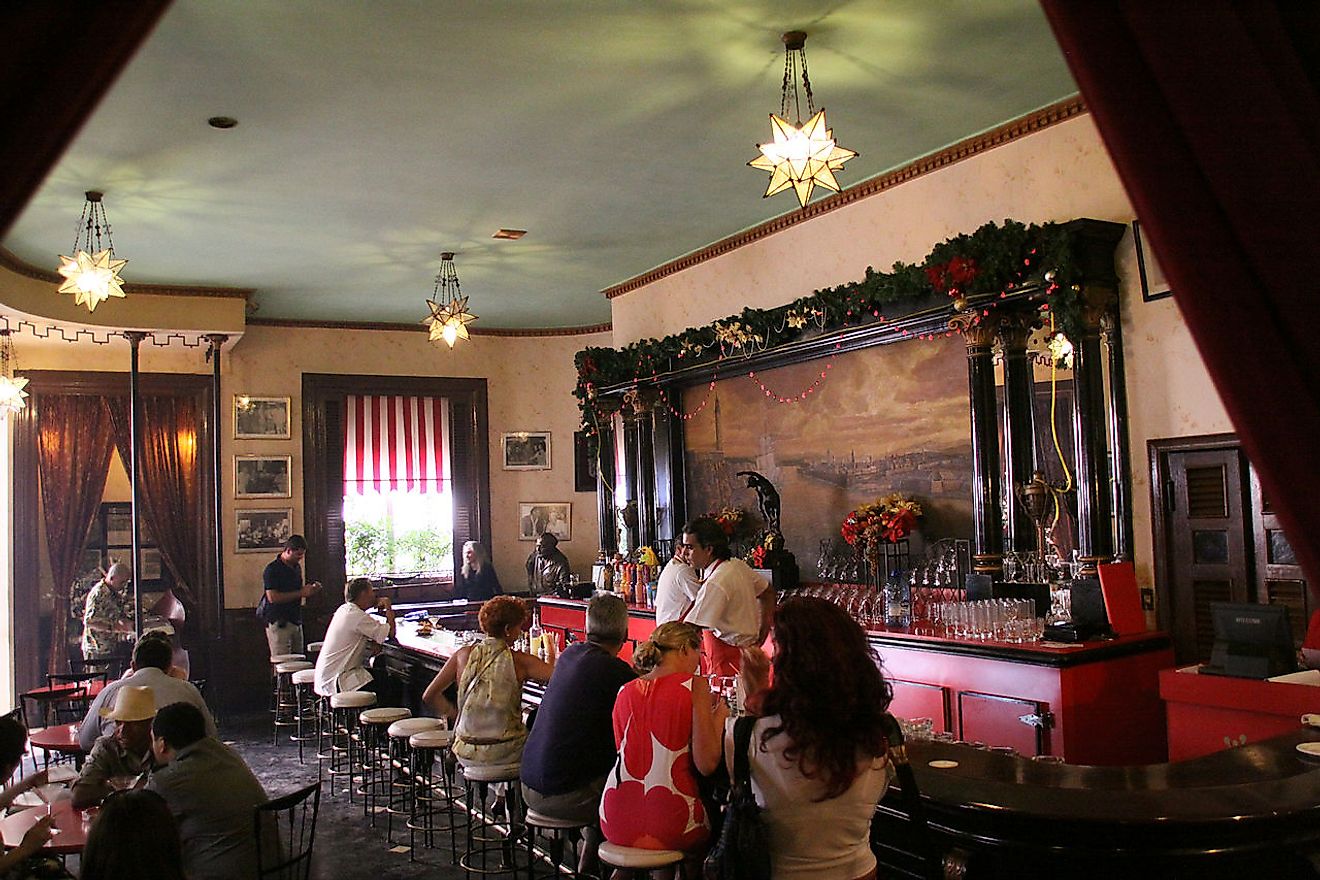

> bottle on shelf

[{"left": 885, "top": 570, "right": 911, "bottom": 629}]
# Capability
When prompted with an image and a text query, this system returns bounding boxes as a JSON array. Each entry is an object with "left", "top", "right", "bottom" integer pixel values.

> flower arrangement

[
  {"left": 748, "top": 544, "right": 768, "bottom": 568},
  {"left": 637, "top": 545, "right": 659, "bottom": 567},
  {"left": 841, "top": 493, "right": 923, "bottom": 556},
  {"left": 709, "top": 506, "right": 759, "bottom": 540}
]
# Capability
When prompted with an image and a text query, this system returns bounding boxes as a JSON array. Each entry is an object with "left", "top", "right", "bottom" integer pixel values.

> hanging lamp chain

[
  {"left": 433, "top": 252, "right": 462, "bottom": 307},
  {"left": 72, "top": 190, "right": 115, "bottom": 256},
  {"left": 778, "top": 33, "right": 816, "bottom": 124}
]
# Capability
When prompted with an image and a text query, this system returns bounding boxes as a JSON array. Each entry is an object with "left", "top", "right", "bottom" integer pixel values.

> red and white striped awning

[{"left": 344, "top": 395, "right": 451, "bottom": 494}]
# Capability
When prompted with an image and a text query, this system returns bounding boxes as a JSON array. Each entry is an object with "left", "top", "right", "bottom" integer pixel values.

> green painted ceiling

[{"left": 3, "top": 1, "right": 1078, "bottom": 329}]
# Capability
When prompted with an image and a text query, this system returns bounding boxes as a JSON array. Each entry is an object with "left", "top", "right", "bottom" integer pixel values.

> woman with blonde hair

[
  {"left": 423, "top": 595, "right": 554, "bottom": 767},
  {"left": 599, "top": 622, "right": 728, "bottom": 863},
  {"left": 454, "top": 540, "right": 502, "bottom": 601}
]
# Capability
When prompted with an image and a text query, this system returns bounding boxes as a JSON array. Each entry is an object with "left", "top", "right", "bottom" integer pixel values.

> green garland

[{"left": 575, "top": 219, "right": 1089, "bottom": 443}]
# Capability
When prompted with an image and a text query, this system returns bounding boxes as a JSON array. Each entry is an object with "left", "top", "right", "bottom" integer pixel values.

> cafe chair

[
  {"left": 71, "top": 655, "right": 123, "bottom": 680},
  {"left": 255, "top": 780, "right": 321, "bottom": 880}
]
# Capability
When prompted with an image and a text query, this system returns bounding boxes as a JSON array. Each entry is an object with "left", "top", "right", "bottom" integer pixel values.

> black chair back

[
  {"left": 255, "top": 781, "right": 321, "bottom": 880},
  {"left": 46, "top": 672, "right": 105, "bottom": 724},
  {"left": 72, "top": 656, "right": 123, "bottom": 680}
]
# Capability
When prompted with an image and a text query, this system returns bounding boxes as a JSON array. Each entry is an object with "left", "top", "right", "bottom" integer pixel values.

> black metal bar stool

[
  {"left": 458, "top": 760, "right": 527, "bottom": 879},
  {"left": 326, "top": 690, "right": 376, "bottom": 800},
  {"left": 357, "top": 706, "right": 411, "bottom": 822},
  {"left": 273, "top": 660, "right": 313, "bottom": 745},
  {"left": 408, "top": 727, "right": 460, "bottom": 863},
  {"left": 268, "top": 653, "right": 304, "bottom": 717},
  {"left": 597, "top": 842, "right": 692, "bottom": 878},
  {"left": 382, "top": 716, "right": 444, "bottom": 843},
  {"left": 523, "top": 809, "right": 589, "bottom": 880},
  {"left": 290, "top": 668, "right": 318, "bottom": 763}
]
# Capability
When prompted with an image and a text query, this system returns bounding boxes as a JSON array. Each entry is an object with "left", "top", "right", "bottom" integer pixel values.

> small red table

[
  {"left": 28, "top": 724, "right": 88, "bottom": 770},
  {"left": 0, "top": 800, "right": 89, "bottom": 854}
]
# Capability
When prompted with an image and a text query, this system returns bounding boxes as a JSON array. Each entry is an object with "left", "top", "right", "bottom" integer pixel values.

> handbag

[
  {"left": 703, "top": 715, "right": 772, "bottom": 880},
  {"left": 880, "top": 712, "right": 940, "bottom": 880}
]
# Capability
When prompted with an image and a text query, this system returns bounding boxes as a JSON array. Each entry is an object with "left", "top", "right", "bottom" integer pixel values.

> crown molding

[
  {"left": 246, "top": 317, "right": 612, "bottom": 337},
  {"left": 0, "top": 246, "right": 254, "bottom": 300},
  {"left": 602, "top": 96, "right": 1088, "bottom": 300}
]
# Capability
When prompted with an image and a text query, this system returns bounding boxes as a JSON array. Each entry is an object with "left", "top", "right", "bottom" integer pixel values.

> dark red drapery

[
  {"left": 1039, "top": 1, "right": 1320, "bottom": 598},
  {"left": 36, "top": 395, "right": 116, "bottom": 673}
]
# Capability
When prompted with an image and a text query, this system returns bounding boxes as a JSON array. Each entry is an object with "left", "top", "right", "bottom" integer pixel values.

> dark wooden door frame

[
  {"left": 12, "top": 369, "right": 217, "bottom": 692},
  {"left": 300, "top": 373, "right": 491, "bottom": 618},
  {"left": 1147, "top": 432, "right": 1243, "bottom": 637}
]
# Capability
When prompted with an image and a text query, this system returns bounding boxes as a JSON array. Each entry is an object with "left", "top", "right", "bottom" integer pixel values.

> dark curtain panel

[
  {"left": 105, "top": 395, "right": 203, "bottom": 616},
  {"left": 36, "top": 395, "right": 116, "bottom": 674},
  {"left": 1039, "top": 1, "right": 1320, "bottom": 597}
]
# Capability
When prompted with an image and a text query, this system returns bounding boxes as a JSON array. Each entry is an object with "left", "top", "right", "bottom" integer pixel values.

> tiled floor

[{"left": 224, "top": 712, "right": 481, "bottom": 880}]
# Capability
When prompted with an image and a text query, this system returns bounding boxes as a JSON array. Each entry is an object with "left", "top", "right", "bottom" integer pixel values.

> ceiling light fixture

[
  {"left": 55, "top": 190, "right": 128, "bottom": 312},
  {"left": 421, "top": 252, "right": 478, "bottom": 349},
  {"left": 748, "top": 31, "right": 857, "bottom": 208},
  {"left": 0, "top": 329, "right": 29, "bottom": 416}
]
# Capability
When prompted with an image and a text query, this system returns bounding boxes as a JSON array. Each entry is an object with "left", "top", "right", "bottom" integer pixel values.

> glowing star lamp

[
  {"left": 0, "top": 329, "right": 29, "bottom": 417},
  {"left": 748, "top": 31, "right": 857, "bottom": 208},
  {"left": 420, "top": 252, "right": 477, "bottom": 349},
  {"left": 56, "top": 190, "right": 128, "bottom": 313}
]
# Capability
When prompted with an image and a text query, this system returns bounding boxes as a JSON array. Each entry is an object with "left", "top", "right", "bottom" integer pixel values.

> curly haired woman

[{"left": 735, "top": 596, "right": 895, "bottom": 880}]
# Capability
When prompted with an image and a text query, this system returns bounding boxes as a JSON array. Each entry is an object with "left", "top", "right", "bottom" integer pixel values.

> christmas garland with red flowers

[{"left": 575, "top": 219, "right": 1088, "bottom": 453}]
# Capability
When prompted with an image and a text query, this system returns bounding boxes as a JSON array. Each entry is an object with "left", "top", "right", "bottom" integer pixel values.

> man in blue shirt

[
  {"left": 521, "top": 594, "right": 636, "bottom": 876},
  {"left": 260, "top": 534, "right": 322, "bottom": 656}
]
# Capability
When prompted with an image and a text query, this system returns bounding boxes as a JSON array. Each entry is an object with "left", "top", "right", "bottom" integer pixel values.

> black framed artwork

[
  {"left": 1133, "top": 220, "right": 1172, "bottom": 302},
  {"left": 573, "top": 430, "right": 597, "bottom": 493}
]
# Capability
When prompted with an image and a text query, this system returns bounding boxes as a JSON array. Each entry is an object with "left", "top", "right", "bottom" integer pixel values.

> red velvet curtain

[
  {"left": 1039, "top": 1, "right": 1320, "bottom": 596},
  {"left": 36, "top": 395, "right": 116, "bottom": 674},
  {"left": 105, "top": 396, "right": 203, "bottom": 617}
]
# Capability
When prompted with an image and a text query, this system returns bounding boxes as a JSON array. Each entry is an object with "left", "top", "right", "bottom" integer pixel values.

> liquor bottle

[{"left": 885, "top": 571, "right": 910, "bottom": 628}]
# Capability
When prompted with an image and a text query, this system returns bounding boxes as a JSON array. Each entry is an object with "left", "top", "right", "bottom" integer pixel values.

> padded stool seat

[
  {"left": 361, "top": 706, "right": 411, "bottom": 725},
  {"left": 306, "top": 641, "right": 325, "bottom": 653},
  {"left": 409, "top": 729, "right": 454, "bottom": 749},
  {"left": 388, "top": 717, "right": 443, "bottom": 739},
  {"left": 330, "top": 690, "right": 377, "bottom": 709},
  {"left": 598, "top": 842, "right": 684, "bottom": 870},
  {"left": 291, "top": 668, "right": 317, "bottom": 685},
  {"left": 275, "top": 660, "right": 313, "bottom": 674},
  {"left": 525, "top": 809, "right": 586, "bottom": 830},
  {"left": 269, "top": 653, "right": 304, "bottom": 664},
  {"left": 459, "top": 761, "right": 521, "bottom": 783}
]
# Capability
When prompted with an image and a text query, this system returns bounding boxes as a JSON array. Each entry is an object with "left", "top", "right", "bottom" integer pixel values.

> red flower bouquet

[{"left": 841, "top": 493, "right": 923, "bottom": 557}]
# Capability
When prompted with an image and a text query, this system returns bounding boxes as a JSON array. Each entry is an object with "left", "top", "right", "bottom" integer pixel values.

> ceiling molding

[
  {"left": 601, "top": 96, "right": 1088, "bottom": 300},
  {"left": 0, "top": 246, "right": 254, "bottom": 301},
  {"left": 246, "top": 316, "right": 612, "bottom": 338}
]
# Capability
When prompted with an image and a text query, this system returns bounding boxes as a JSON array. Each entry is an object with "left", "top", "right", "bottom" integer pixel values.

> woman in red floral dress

[{"left": 600, "top": 622, "right": 728, "bottom": 861}]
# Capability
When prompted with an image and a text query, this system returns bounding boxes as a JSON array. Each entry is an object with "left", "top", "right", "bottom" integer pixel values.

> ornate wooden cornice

[
  {"left": 601, "top": 96, "right": 1087, "bottom": 300},
  {"left": 245, "top": 316, "right": 612, "bottom": 338},
  {"left": 0, "top": 246, "right": 254, "bottom": 301},
  {"left": 949, "top": 312, "right": 999, "bottom": 350}
]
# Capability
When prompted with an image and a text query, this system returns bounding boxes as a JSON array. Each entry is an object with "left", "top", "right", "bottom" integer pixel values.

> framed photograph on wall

[
  {"left": 235, "top": 508, "right": 293, "bottom": 553},
  {"left": 139, "top": 547, "right": 163, "bottom": 582},
  {"left": 519, "top": 502, "right": 571, "bottom": 542},
  {"left": 234, "top": 454, "right": 292, "bottom": 498},
  {"left": 234, "top": 396, "right": 291, "bottom": 439},
  {"left": 573, "top": 430, "right": 597, "bottom": 493},
  {"left": 502, "top": 431, "right": 551, "bottom": 470},
  {"left": 1132, "top": 220, "right": 1172, "bottom": 302}
]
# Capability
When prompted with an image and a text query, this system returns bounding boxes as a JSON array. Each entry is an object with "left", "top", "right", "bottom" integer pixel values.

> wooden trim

[
  {"left": 1147, "top": 433, "right": 1241, "bottom": 634},
  {"left": 602, "top": 97, "right": 1088, "bottom": 300},
  {"left": 247, "top": 316, "right": 611, "bottom": 337},
  {"left": 0, "top": 247, "right": 254, "bottom": 301}
]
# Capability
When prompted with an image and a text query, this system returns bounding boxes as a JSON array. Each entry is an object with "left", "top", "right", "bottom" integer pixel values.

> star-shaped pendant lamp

[
  {"left": 56, "top": 191, "right": 128, "bottom": 312},
  {"left": 420, "top": 252, "right": 478, "bottom": 349},
  {"left": 748, "top": 32, "right": 857, "bottom": 207},
  {"left": 0, "top": 329, "right": 29, "bottom": 417}
]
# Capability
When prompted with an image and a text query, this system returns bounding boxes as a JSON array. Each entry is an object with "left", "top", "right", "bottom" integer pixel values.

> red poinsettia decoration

[
  {"left": 841, "top": 493, "right": 923, "bottom": 558},
  {"left": 925, "top": 257, "right": 979, "bottom": 296}
]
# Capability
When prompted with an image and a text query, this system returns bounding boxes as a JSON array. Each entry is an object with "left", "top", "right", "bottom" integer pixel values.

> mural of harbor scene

[{"left": 682, "top": 336, "right": 974, "bottom": 571}]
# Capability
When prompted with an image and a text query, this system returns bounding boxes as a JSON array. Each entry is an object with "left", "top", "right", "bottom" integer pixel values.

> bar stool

[
  {"left": 597, "top": 842, "right": 690, "bottom": 878},
  {"left": 273, "top": 660, "right": 313, "bottom": 744},
  {"left": 458, "top": 761, "right": 526, "bottom": 878},
  {"left": 268, "top": 653, "right": 304, "bottom": 716},
  {"left": 290, "top": 668, "right": 319, "bottom": 763},
  {"left": 384, "top": 717, "right": 445, "bottom": 843},
  {"left": 306, "top": 641, "right": 324, "bottom": 657},
  {"left": 326, "top": 690, "right": 376, "bottom": 799},
  {"left": 523, "top": 809, "right": 589, "bottom": 880},
  {"left": 408, "top": 728, "right": 460, "bottom": 862},
  {"left": 358, "top": 706, "right": 411, "bottom": 821}
]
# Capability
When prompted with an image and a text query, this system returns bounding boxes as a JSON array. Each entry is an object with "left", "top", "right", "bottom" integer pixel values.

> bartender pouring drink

[{"left": 682, "top": 517, "right": 774, "bottom": 676}]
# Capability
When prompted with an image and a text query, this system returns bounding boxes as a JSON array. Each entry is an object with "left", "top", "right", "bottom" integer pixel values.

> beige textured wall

[{"left": 608, "top": 113, "right": 1232, "bottom": 588}]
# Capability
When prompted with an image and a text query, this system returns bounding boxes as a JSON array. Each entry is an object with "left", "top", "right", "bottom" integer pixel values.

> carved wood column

[
  {"left": 950, "top": 313, "right": 1004, "bottom": 578},
  {"left": 1102, "top": 310, "right": 1135, "bottom": 561},
  {"left": 998, "top": 312, "right": 1040, "bottom": 554},
  {"left": 1072, "top": 287, "right": 1118, "bottom": 576},
  {"left": 593, "top": 419, "right": 618, "bottom": 556}
]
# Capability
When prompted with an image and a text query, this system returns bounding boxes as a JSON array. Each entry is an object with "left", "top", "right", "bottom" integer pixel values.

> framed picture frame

[
  {"left": 139, "top": 547, "right": 163, "bottom": 582},
  {"left": 1132, "top": 220, "right": 1172, "bottom": 302},
  {"left": 519, "top": 502, "right": 571, "bottom": 542},
  {"left": 234, "top": 396, "right": 291, "bottom": 439},
  {"left": 235, "top": 508, "right": 293, "bottom": 553},
  {"left": 234, "top": 454, "right": 292, "bottom": 498},
  {"left": 501, "top": 431, "right": 551, "bottom": 470},
  {"left": 573, "top": 430, "right": 597, "bottom": 493}
]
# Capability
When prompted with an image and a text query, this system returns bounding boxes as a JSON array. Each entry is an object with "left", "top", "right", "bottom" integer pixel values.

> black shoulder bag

[
  {"left": 880, "top": 712, "right": 940, "bottom": 880},
  {"left": 704, "top": 715, "right": 772, "bottom": 880}
]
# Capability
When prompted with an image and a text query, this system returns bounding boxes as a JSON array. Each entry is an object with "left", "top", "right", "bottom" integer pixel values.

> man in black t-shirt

[
  {"left": 260, "top": 535, "right": 322, "bottom": 656},
  {"left": 521, "top": 594, "right": 636, "bottom": 876}
]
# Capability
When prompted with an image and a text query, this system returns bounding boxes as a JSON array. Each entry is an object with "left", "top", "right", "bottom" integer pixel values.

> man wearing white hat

[{"left": 71, "top": 685, "right": 158, "bottom": 809}]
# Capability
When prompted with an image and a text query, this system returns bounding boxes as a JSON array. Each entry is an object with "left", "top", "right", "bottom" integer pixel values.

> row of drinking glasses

[{"left": 934, "top": 599, "right": 1043, "bottom": 642}]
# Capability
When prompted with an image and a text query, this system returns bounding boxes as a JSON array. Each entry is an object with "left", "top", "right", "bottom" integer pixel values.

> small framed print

[
  {"left": 236, "top": 508, "right": 293, "bottom": 553},
  {"left": 573, "top": 430, "right": 597, "bottom": 493},
  {"left": 502, "top": 431, "right": 551, "bottom": 470},
  {"left": 519, "top": 502, "right": 571, "bottom": 541},
  {"left": 235, "top": 454, "right": 292, "bottom": 499},
  {"left": 234, "top": 396, "right": 291, "bottom": 439},
  {"left": 1132, "top": 220, "right": 1172, "bottom": 302},
  {"left": 139, "top": 547, "right": 163, "bottom": 582}
]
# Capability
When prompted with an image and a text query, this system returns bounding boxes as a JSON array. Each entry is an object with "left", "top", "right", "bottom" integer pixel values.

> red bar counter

[{"left": 1160, "top": 665, "right": 1320, "bottom": 761}]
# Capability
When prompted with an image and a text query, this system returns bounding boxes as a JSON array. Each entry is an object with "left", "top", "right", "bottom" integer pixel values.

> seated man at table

[
  {"left": 147, "top": 702, "right": 268, "bottom": 880},
  {"left": 520, "top": 594, "right": 636, "bottom": 876},
  {"left": 72, "top": 685, "right": 157, "bottom": 809},
  {"left": 0, "top": 716, "right": 56, "bottom": 874},
  {"left": 314, "top": 577, "right": 397, "bottom": 697},
  {"left": 79, "top": 634, "right": 215, "bottom": 752}
]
